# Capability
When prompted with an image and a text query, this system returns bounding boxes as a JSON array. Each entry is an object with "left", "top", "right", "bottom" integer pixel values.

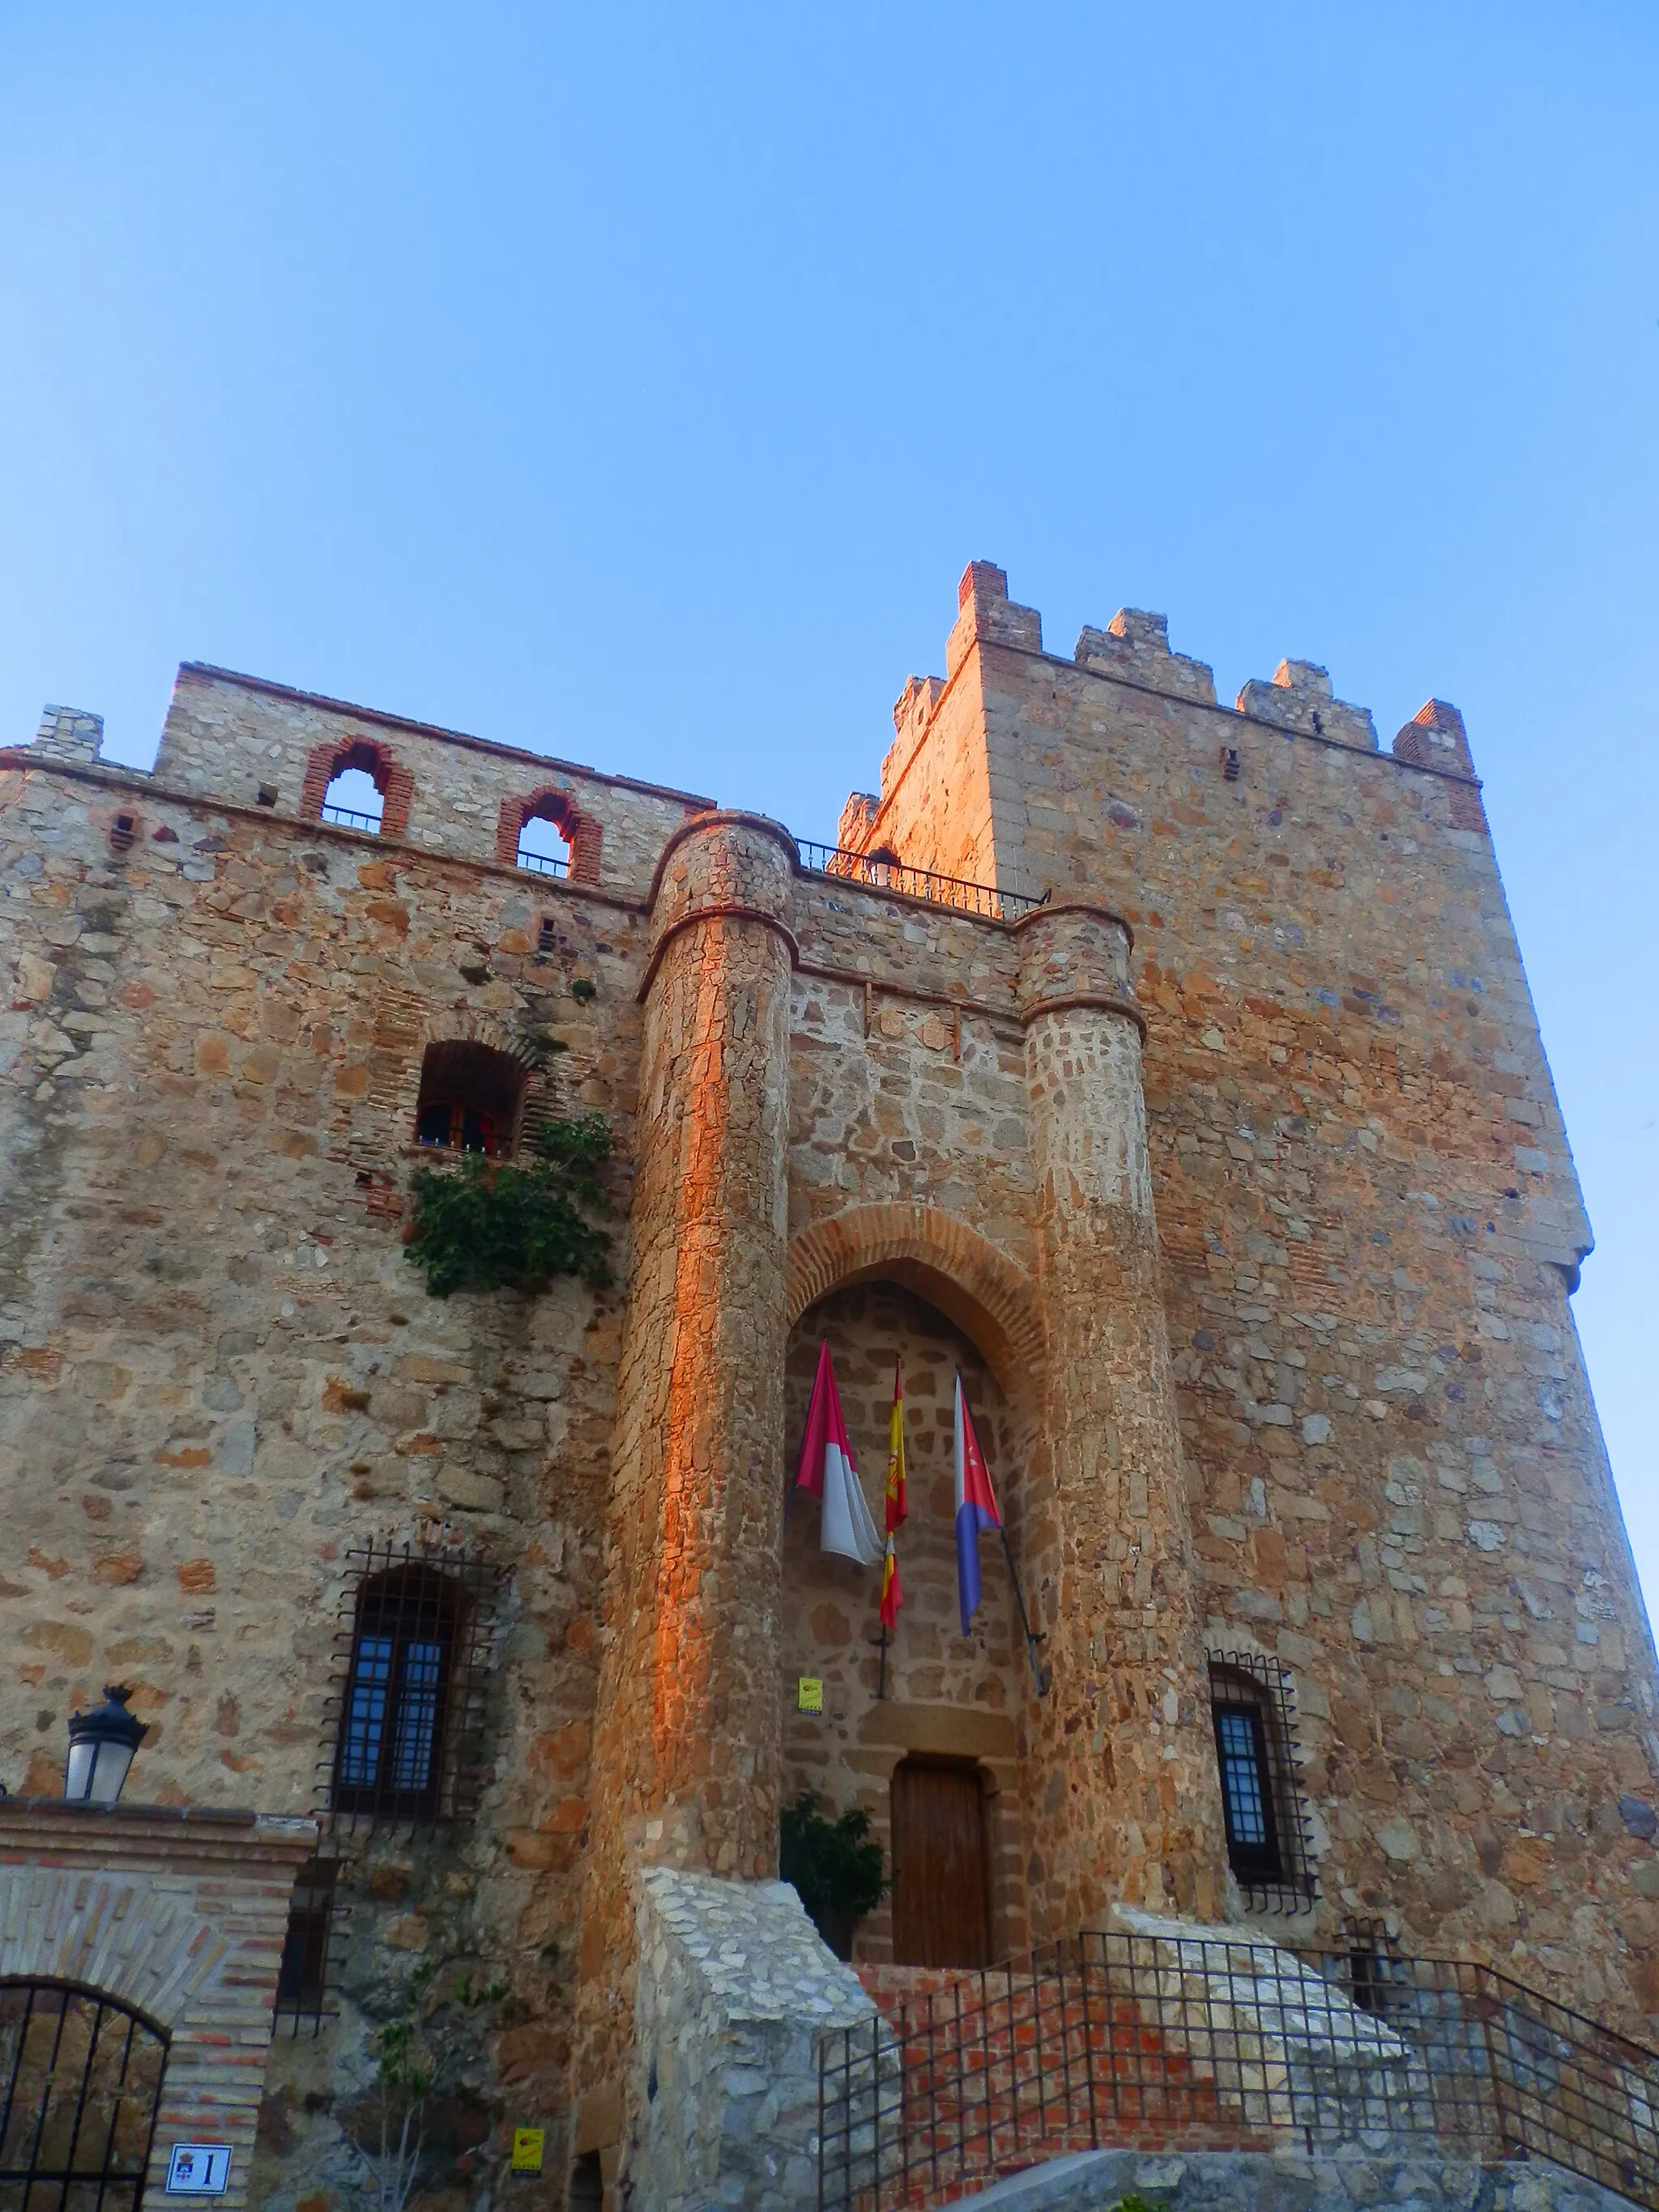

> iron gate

[{"left": 0, "top": 1980, "right": 168, "bottom": 2210}]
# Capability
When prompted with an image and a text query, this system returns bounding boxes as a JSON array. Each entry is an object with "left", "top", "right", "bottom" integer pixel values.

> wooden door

[{"left": 889, "top": 1758, "right": 991, "bottom": 1968}]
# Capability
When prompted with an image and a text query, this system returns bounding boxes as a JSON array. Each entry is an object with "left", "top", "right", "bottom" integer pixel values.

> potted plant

[{"left": 779, "top": 1792, "right": 885, "bottom": 1961}]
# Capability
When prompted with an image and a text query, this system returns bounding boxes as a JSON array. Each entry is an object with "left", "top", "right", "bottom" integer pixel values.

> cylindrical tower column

[
  {"left": 573, "top": 812, "right": 797, "bottom": 2170},
  {"left": 1015, "top": 902, "right": 1228, "bottom": 1929}
]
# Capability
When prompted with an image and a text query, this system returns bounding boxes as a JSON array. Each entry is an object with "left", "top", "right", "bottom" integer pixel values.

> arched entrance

[
  {"left": 781, "top": 1275, "right": 1037, "bottom": 1968},
  {"left": 0, "top": 1980, "right": 168, "bottom": 2207}
]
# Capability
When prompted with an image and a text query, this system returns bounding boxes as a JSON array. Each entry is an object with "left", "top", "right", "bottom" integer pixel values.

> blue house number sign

[{"left": 165, "top": 2144, "right": 232, "bottom": 2195}]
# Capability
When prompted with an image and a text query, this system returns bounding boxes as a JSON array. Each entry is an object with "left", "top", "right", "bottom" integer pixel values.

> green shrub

[
  {"left": 779, "top": 1792, "right": 885, "bottom": 1958},
  {"left": 405, "top": 1115, "right": 612, "bottom": 1298}
]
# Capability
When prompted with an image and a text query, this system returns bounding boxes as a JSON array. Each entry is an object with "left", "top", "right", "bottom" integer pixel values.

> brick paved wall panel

[{"left": 0, "top": 1805, "right": 316, "bottom": 2212}]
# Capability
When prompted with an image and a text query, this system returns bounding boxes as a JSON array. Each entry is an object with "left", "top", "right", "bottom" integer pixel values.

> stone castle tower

[{"left": 2, "top": 562, "right": 1653, "bottom": 2210}]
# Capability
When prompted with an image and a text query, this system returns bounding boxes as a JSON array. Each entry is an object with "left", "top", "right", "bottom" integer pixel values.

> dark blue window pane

[
  {"left": 391, "top": 1640, "right": 444, "bottom": 1792},
  {"left": 1218, "top": 1710, "right": 1269, "bottom": 1845},
  {"left": 341, "top": 1636, "right": 394, "bottom": 1785}
]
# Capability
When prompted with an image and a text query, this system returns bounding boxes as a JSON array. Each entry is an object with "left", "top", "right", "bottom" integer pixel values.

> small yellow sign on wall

[
  {"left": 796, "top": 1676, "right": 823, "bottom": 1713},
  {"left": 510, "top": 2128, "right": 544, "bottom": 2173}
]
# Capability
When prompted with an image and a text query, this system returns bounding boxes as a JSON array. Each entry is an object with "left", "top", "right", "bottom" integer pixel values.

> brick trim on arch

[
  {"left": 494, "top": 786, "right": 603, "bottom": 884},
  {"left": 300, "top": 735, "right": 414, "bottom": 839},
  {"left": 786, "top": 1203, "right": 1045, "bottom": 1400},
  {"left": 0, "top": 1801, "right": 317, "bottom": 2212}
]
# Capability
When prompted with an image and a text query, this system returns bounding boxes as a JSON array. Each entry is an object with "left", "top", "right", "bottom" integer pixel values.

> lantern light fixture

[{"left": 64, "top": 1685, "right": 148, "bottom": 1805}]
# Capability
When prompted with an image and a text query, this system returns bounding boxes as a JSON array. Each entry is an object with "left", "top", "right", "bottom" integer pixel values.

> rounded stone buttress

[
  {"left": 1013, "top": 902, "right": 1228, "bottom": 1925},
  {"left": 572, "top": 813, "right": 799, "bottom": 2161}
]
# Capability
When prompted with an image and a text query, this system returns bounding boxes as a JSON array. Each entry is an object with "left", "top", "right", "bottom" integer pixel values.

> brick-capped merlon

[{"left": 946, "top": 559, "right": 1043, "bottom": 676}]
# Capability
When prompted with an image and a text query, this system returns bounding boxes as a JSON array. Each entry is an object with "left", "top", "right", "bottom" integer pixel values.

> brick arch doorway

[
  {"left": 0, "top": 1979, "right": 168, "bottom": 2207},
  {"left": 781, "top": 1277, "right": 1032, "bottom": 1969}
]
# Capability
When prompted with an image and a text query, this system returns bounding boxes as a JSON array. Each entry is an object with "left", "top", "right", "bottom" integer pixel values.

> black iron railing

[
  {"left": 817, "top": 1932, "right": 1659, "bottom": 2211},
  {"left": 516, "top": 849, "right": 569, "bottom": 878},
  {"left": 321, "top": 802, "right": 382, "bottom": 832},
  {"left": 795, "top": 841, "right": 1045, "bottom": 923}
]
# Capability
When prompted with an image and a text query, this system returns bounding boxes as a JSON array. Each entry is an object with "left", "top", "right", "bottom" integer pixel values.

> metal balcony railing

[
  {"left": 817, "top": 1931, "right": 1659, "bottom": 2211},
  {"left": 515, "top": 849, "right": 569, "bottom": 878},
  {"left": 796, "top": 841, "right": 1045, "bottom": 923},
  {"left": 320, "top": 803, "right": 382, "bottom": 832}
]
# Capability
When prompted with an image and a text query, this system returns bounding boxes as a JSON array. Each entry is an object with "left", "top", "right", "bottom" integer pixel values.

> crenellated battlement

[
  {"left": 1075, "top": 608, "right": 1218, "bottom": 705},
  {"left": 1236, "top": 657, "right": 1379, "bottom": 750},
  {"left": 29, "top": 705, "right": 105, "bottom": 765}
]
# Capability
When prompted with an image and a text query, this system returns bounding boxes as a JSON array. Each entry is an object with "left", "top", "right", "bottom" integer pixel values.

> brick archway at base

[{"left": 785, "top": 1204, "right": 1045, "bottom": 1402}]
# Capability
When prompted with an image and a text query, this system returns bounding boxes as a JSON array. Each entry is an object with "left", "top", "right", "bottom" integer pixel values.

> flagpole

[
  {"left": 956, "top": 1367, "right": 1050, "bottom": 1697},
  {"left": 996, "top": 1520, "right": 1051, "bottom": 1697}
]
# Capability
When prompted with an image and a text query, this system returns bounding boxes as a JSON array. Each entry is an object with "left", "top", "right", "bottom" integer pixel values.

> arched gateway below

[{"left": 782, "top": 1272, "right": 1037, "bottom": 1970}]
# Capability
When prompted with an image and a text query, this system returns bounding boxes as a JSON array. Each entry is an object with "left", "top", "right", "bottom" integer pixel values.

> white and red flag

[{"left": 794, "top": 1340, "right": 884, "bottom": 1566}]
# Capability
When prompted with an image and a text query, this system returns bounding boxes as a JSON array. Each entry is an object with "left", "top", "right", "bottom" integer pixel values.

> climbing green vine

[{"left": 405, "top": 1115, "right": 612, "bottom": 1298}]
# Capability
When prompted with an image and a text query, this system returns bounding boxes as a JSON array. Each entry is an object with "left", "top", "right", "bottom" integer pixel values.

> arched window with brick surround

[
  {"left": 413, "top": 1039, "right": 527, "bottom": 1158},
  {"left": 300, "top": 736, "right": 415, "bottom": 840},
  {"left": 495, "top": 786, "right": 602, "bottom": 884}
]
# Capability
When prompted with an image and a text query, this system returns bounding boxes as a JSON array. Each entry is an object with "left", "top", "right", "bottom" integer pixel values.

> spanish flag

[{"left": 879, "top": 1360, "right": 906, "bottom": 1630}]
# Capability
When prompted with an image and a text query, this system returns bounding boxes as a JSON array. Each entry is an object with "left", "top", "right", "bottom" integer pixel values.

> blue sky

[{"left": 3, "top": 3, "right": 1656, "bottom": 1604}]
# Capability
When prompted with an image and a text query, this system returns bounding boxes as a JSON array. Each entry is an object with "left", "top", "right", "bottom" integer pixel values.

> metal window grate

[
  {"left": 319, "top": 1540, "right": 503, "bottom": 1837},
  {"left": 1205, "top": 1649, "right": 1317, "bottom": 1913},
  {"left": 795, "top": 840, "right": 1047, "bottom": 923},
  {"left": 817, "top": 1933, "right": 1659, "bottom": 2212},
  {"left": 517, "top": 848, "right": 569, "bottom": 878},
  {"left": 272, "top": 1848, "right": 352, "bottom": 2038}
]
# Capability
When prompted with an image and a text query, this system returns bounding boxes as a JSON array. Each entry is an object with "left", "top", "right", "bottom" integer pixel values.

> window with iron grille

[
  {"left": 273, "top": 1851, "right": 350, "bottom": 2037},
  {"left": 322, "top": 1541, "right": 502, "bottom": 1835},
  {"left": 1205, "top": 1649, "right": 1316, "bottom": 1912},
  {"left": 1341, "top": 1913, "right": 1402, "bottom": 2015}
]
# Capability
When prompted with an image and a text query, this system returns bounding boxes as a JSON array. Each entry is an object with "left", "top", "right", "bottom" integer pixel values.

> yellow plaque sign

[
  {"left": 510, "top": 2128, "right": 544, "bottom": 2173},
  {"left": 796, "top": 1677, "right": 824, "bottom": 1713}
]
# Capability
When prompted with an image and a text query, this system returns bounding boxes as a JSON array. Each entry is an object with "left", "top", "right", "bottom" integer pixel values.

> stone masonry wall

[
  {"left": 5, "top": 549, "right": 1656, "bottom": 2210},
  {"left": 842, "top": 565, "right": 1659, "bottom": 2035},
  {"left": 630, "top": 1866, "right": 875, "bottom": 2212},
  {"left": 155, "top": 665, "right": 711, "bottom": 892},
  {"left": 0, "top": 746, "right": 647, "bottom": 2193}
]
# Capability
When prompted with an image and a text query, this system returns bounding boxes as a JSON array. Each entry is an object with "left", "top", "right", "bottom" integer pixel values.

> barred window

[
  {"left": 323, "top": 1541, "right": 502, "bottom": 1835},
  {"left": 274, "top": 1852, "right": 348, "bottom": 2037},
  {"left": 414, "top": 1041, "right": 525, "bottom": 1158},
  {"left": 1205, "top": 1650, "right": 1316, "bottom": 1913}
]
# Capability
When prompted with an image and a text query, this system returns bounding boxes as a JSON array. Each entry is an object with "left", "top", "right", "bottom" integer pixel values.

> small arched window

[
  {"left": 1206, "top": 1652, "right": 1316, "bottom": 1910},
  {"left": 335, "top": 1562, "right": 464, "bottom": 1822},
  {"left": 320, "top": 741, "right": 389, "bottom": 833},
  {"left": 326, "top": 1541, "right": 501, "bottom": 1835},
  {"left": 516, "top": 803, "right": 570, "bottom": 879},
  {"left": 413, "top": 1040, "right": 526, "bottom": 1157}
]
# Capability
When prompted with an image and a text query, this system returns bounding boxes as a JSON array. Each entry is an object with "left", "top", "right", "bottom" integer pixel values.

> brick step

[{"left": 848, "top": 1962, "right": 1260, "bottom": 2204}]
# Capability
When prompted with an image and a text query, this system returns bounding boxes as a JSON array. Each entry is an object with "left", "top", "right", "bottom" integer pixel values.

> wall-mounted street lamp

[{"left": 64, "top": 1685, "right": 148, "bottom": 1805}]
